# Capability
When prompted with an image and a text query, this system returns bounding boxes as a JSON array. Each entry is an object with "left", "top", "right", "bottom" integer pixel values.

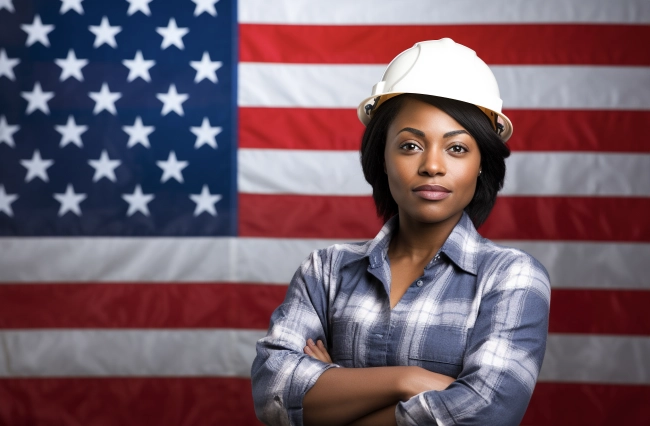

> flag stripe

[
  {"left": 1, "top": 284, "right": 648, "bottom": 336},
  {"left": 239, "top": 194, "right": 650, "bottom": 242},
  {"left": 0, "top": 283, "right": 287, "bottom": 330},
  {"left": 1, "top": 330, "right": 648, "bottom": 384},
  {"left": 0, "top": 329, "right": 265, "bottom": 378},
  {"left": 539, "top": 335, "right": 650, "bottom": 384},
  {"left": 239, "top": 108, "right": 650, "bottom": 153},
  {"left": 524, "top": 382, "right": 650, "bottom": 425},
  {"left": 238, "top": 0, "right": 650, "bottom": 25},
  {"left": 238, "top": 149, "right": 650, "bottom": 196},
  {"left": 549, "top": 289, "right": 650, "bottom": 335},
  {"left": 0, "top": 378, "right": 262, "bottom": 426},
  {"left": 240, "top": 24, "right": 650, "bottom": 65},
  {"left": 1, "top": 238, "right": 648, "bottom": 289},
  {"left": 238, "top": 63, "right": 650, "bottom": 110}
]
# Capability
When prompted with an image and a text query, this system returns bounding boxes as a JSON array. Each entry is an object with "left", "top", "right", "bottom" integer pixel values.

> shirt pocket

[
  {"left": 408, "top": 326, "right": 467, "bottom": 378},
  {"left": 329, "top": 318, "right": 355, "bottom": 367}
]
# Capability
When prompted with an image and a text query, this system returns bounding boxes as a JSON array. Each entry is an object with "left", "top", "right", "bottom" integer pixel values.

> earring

[{"left": 479, "top": 169, "right": 482, "bottom": 175}]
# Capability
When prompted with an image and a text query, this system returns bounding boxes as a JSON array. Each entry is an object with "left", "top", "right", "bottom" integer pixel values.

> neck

[{"left": 388, "top": 211, "right": 463, "bottom": 264}]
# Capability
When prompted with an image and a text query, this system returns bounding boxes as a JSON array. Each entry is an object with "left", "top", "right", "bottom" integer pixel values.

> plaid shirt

[{"left": 251, "top": 212, "right": 551, "bottom": 426}]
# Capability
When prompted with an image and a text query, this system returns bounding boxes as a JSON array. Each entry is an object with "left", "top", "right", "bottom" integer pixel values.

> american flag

[{"left": 1, "top": 0, "right": 649, "bottom": 425}]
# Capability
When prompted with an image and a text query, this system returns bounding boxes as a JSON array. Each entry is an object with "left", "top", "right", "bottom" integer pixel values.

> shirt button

[{"left": 416, "top": 280, "right": 423, "bottom": 287}]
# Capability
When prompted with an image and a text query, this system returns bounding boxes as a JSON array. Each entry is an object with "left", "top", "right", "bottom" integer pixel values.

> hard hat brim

[{"left": 357, "top": 92, "right": 513, "bottom": 143}]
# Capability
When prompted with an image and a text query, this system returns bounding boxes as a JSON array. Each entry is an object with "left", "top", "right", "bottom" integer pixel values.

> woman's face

[{"left": 384, "top": 98, "right": 482, "bottom": 225}]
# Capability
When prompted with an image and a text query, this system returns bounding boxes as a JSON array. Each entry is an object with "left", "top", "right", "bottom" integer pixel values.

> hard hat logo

[{"left": 357, "top": 38, "right": 513, "bottom": 142}]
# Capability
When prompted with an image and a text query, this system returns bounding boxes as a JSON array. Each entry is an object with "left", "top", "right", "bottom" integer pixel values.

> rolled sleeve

[
  {"left": 251, "top": 250, "right": 338, "bottom": 426},
  {"left": 396, "top": 252, "right": 551, "bottom": 426}
]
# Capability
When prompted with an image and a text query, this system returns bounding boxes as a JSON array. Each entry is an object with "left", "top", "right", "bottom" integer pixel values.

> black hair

[{"left": 359, "top": 94, "right": 511, "bottom": 228}]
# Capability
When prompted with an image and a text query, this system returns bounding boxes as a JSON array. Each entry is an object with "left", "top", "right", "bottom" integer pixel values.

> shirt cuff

[
  {"left": 286, "top": 358, "right": 340, "bottom": 426},
  {"left": 396, "top": 392, "right": 443, "bottom": 426}
]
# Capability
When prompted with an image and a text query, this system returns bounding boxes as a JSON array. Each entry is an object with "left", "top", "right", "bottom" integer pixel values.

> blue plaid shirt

[{"left": 251, "top": 212, "right": 551, "bottom": 426}]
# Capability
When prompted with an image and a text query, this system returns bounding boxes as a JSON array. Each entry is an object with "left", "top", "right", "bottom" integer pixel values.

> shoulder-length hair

[{"left": 359, "top": 94, "right": 511, "bottom": 228}]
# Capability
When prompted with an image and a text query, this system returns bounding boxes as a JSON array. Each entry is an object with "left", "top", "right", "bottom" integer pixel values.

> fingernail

[
  {"left": 304, "top": 346, "right": 312, "bottom": 354},
  {"left": 308, "top": 339, "right": 314, "bottom": 346}
]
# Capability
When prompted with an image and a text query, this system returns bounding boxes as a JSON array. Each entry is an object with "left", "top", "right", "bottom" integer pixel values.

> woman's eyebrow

[
  {"left": 397, "top": 127, "right": 425, "bottom": 137},
  {"left": 443, "top": 129, "right": 470, "bottom": 138}
]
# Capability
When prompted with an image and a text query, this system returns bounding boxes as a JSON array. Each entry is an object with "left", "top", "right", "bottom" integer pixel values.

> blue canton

[{"left": 0, "top": 0, "right": 236, "bottom": 236}]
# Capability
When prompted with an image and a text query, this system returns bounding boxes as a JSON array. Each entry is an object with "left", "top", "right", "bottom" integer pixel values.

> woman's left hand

[{"left": 304, "top": 338, "right": 333, "bottom": 364}]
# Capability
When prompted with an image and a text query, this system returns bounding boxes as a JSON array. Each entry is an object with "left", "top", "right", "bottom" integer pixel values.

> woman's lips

[{"left": 413, "top": 184, "right": 451, "bottom": 200}]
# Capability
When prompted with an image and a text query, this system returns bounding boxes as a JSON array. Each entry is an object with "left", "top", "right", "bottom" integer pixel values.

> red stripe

[
  {"left": 0, "top": 283, "right": 286, "bottom": 329},
  {"left": 523, "top": 382, "right": 650, "bottom": 425},
  {"left": 1, "top": 284, "right": 648, "bottom": 335},
  {"left": 0, "top": 377, "right": 262, "bottom": 426},
  {"left": 548, "top": 289, "right": 650, "bottom": 335},
  {"left": 240, "top": 24, "right": 650, "bottom": 65},
  {"left": 239, "top": 194, "right": 650, "bottom": 242},
  {"left": 481, "top": 197, "right": 650, "bottom": 242},
  {"left": 239, "top": 108, "right": 650, "bottom": 153},
  {"left": 0, "top": 379, "right": 647, "bottom": 426}
]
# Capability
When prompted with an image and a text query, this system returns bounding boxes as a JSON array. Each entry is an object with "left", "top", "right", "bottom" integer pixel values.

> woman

[{"left": 251, "top": 39, "right": 551, "bottom": 426}]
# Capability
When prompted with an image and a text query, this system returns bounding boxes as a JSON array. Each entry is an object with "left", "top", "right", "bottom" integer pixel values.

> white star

[
  {"left": 0, "top": 115, "right": 19, "bottom": 147},
  {"left": 190, "top": 117, "right": 221, "bottom": 149},
  {"left": 0, "top": 48, "right": 20, "bottom": 80},
  {"left": 192, "top": 0, "right": 218, "bottom": 16},
  {"left": 0, "top": 0, "right": 15, "bottom": 13},
  {"left": 88, "top": 150, "right": 121, "bottom": 182},
  {"left": 126, "top": 0, "right": 152, "bottom": 16},
  {"left": 21, "top": 15, "right": 55, "bottom": 47},
  {"left": 21, "top": 82, "right": 54, "bottom": 115},
  {"left": 0, "top": 184, "right": 18, "bottom": 217},
  {"left": 122, "top": 50, "right": 155, "bottom": 82},
  {"left": 60, "top": 0, "right": 84, "bottom": 14},
  {"left": 55, "top": 49, "right": 88, "bottom": 81},
  {"left": 89, "top": 83, "right": 121, "bottom": 115},
  {"left": 156, "top": 84, "right": 188, "bottom": 116},
  {"left": 89, "top": 16, "right": 121, "bottom": 48},
  {"left": 190, "top": 52, "right": 222, "bottom": 83},
  {"left": 123, "top": 116, "right": 154, "bottom": 148},
  {"left": 53, "top": 184, "right": 86, "bottom": 216},
  {"left": 55, "top": 115, "right": 87, "bottom": 148},
  {"left": 156, "top": 151, "right": 188, "bottom": 183},
  {"left": 156, "top": 18, "right": 188, "bottom": 50},
  {"left": 122, "top": 184, "right": 154, "bottom": 216},
  {"left": 20, "top": 150, "right": 54, "bottom": 182},
  {"left": 189, "top": 185, "right": 222, "bottom": 216}
]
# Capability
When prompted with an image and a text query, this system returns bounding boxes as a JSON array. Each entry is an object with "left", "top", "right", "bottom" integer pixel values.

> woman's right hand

[
  {"left": 399, "top": 366, "right": 455, "bottom": 400},
  {"left": 304, "top": 338, "right": 333, "bottom": 364}
]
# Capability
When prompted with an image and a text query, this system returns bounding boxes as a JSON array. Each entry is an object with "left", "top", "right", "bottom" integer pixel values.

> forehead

[{"left": 388, "top": 97, "right": 468, "bottom": 136}]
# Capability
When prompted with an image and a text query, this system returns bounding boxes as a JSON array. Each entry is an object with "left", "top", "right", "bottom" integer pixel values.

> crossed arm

[{"left": 302, "top": 339, "right": 455, "bottom": 426}]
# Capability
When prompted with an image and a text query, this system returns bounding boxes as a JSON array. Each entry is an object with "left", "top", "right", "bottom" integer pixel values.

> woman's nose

[{"left": 418, "top": 149, "right": 446, "bottom": 176}]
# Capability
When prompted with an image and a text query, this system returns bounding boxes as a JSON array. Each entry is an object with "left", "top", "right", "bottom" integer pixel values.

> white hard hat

[{"left": 357, "top": 38, "right": 513, "bottom": 142}]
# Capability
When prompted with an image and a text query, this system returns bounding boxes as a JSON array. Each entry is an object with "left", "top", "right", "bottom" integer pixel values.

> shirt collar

[{"left": 341, "top": 211, "right": 481, "bottom": 275}]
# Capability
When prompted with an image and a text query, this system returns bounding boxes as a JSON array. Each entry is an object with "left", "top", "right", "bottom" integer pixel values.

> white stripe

[
  {"left": 238, "top": 149, "right": 650, "bottom": 197},
  {"left": 0, "top": 238, "right": 648, "bottom": 289},
  {"left": 238, "top": 63, "right": 650, "bottom": 110},
  {"left": 540, "top": 334, "right": 650, "bottom": 384},
  {"left": 1, "top": 330, "right": 648, "bottom": 384},
  {"left": 504, "top": 241, "right": 650, "bottom": 290},
  {"left": 239, "top": 0, "right": 650, "bottom": 24},
  {"left": 501, "top": 152, "right": 650, "bottom": 196},
  {"left": 238, "top": 149, "right": 371, "bottom": 196},
  {"left": 0, "top": 329, "right": 265, "bottom": 378}
]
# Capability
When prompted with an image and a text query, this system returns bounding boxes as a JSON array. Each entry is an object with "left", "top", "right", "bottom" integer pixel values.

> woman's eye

[
  {"left": 448, "top": 144, "right": 467, "bottom": 153},
  {"left": 400, "top": 142, "right": 420, "bottom": 151}
]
